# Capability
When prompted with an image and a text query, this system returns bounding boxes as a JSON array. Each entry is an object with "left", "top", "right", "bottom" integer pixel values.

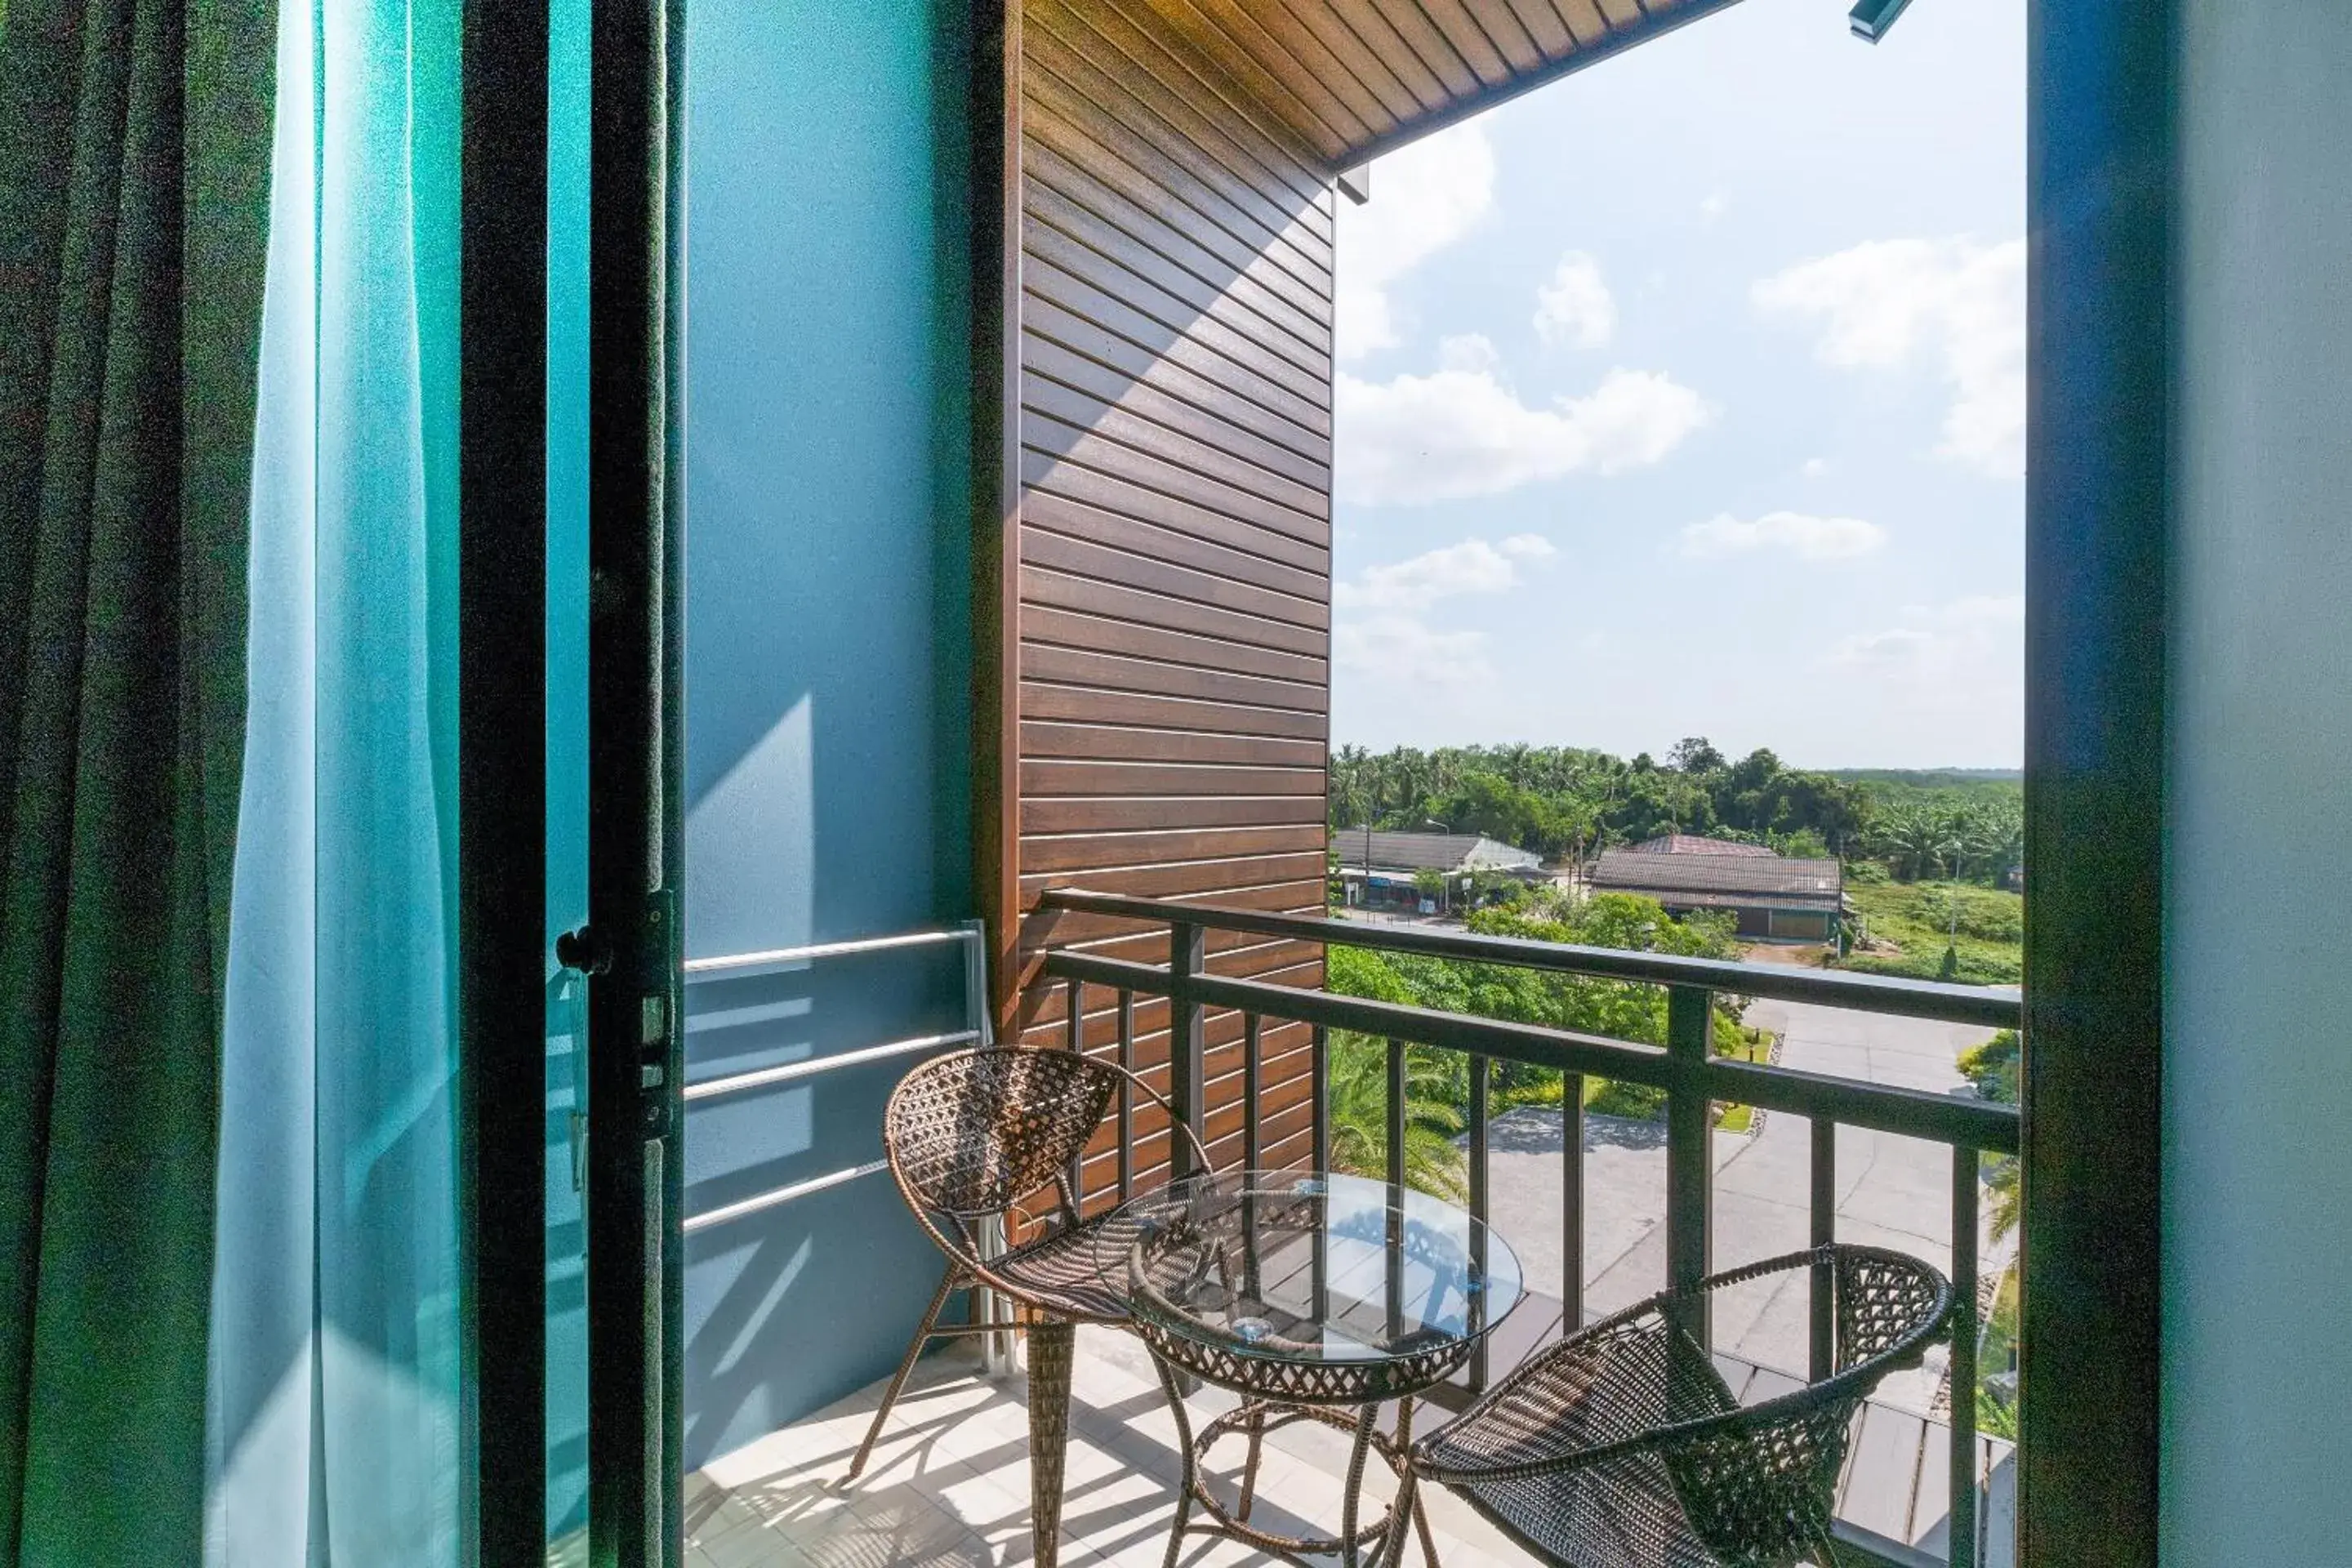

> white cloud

[
  {"left": 1331, "top": 535, "right": 1556, "bottom": 685},
  {"left": 1436, "top": 333, "right": 1499, "bottom": 375},
  {"left": 1753, "top": 237, "right": 2026, "bottom": 477},
  {"left": 1337, "top": 354, "right": 1713, "bottom": 506},
  {"left": 1824, "top": 595, "right": 2025, "bottom": 676},
  {"left": 1679, "top": 510, "right": 1886, "bottom": 560},
  {"left": 1336, "top": 122, "right": 1495, "bottom": 363},
  {"left": 1334, "top": 534, "right": 1553, "bottom": 612},
  {"left": 1534, "top": 252, "right": 1615, "bottom": 349},
  {"left": 1332, "top": 615, "right": 1495, "bottom": 686},
  {"left": 1699, "top": 192, "right": 1729, "bottom": 222},
  {"left": 1802, "top": 457, "right": 1830, "bottom": 478}
]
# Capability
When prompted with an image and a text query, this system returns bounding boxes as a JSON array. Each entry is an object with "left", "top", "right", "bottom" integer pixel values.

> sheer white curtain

[{"left": 203, "top": 0, "right": 464, "bottom": 1558}]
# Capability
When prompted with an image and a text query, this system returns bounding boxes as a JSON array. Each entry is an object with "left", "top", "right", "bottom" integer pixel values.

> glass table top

[{"left": 1101, "top": 1169, "right": 1525, "bottom": 1368}]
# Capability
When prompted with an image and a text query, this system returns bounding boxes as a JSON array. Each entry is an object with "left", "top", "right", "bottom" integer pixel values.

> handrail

[
  {"left": 1036, "top": 889, "right": 2021, "bottom": 1031},
  {"left": 681, "top": 1029, "right": 983, "bottom": 1103},
  {"left": 1031, "top": 888, "right": 2012, "bottom": 1566},
  {"left": 677, "top": 918, "right": 1000, "bottom": 1368},
  {"left": 1041, "top": 950, "right": 2018, "bottom": 1154},
  {"left": 683, "top": 924, "right": 979, "bottom": 979}
]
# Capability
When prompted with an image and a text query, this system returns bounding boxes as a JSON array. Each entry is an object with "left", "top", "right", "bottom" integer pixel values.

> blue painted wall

[
  {"left": 2164, "top": 3, "right": 2352, "bottom": 1557},
  {"left": 677, "top": 0, "right": 975, "bottom": 1469}
]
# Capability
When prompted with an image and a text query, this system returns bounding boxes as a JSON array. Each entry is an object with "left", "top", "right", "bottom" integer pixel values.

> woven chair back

[
  {"left": 1666, "top": 1245, "right": 1950, "bottom": 1564},
  {"left": 884, "top": 1046, "right": 1119, "bottom": 1218}
]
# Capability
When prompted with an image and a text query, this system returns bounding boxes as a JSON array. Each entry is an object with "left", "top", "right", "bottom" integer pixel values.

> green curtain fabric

[{"left": 0, "top": 0, "right": 273, "bottom": 1560}]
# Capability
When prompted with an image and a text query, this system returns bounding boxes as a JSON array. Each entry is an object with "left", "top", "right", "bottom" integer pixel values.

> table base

[{"left": 1149, "top": 1367, "right": 1434, "bottom": 1568}]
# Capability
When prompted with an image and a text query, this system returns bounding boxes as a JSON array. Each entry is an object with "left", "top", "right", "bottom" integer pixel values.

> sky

[{"left": 1326, "top": 0, "right": 2026, "bottom": 769}]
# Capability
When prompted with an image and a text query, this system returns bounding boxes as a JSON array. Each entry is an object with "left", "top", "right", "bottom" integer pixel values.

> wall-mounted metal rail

[
  {"left": 1035, "top": 888, "right": 2019, "bottom": 1568},
  {"left": 679, "top": 921, "right": 991, "bottom": 1224}
]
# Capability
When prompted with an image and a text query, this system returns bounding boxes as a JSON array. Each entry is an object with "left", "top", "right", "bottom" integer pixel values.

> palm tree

[
  {"left": 1984, "top": 1155, "right": 2020, "bottom": 1243},
  {"left": 1878, "top": 807, "right": 1955, "bottom": 882},
  {"left": 1324, "top": 1033, "right": 1467, "bottom": 1200}
]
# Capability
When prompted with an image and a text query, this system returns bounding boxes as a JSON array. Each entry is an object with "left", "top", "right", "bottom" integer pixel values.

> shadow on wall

[
  {"left": 675, "top": 0, "right": 978, "bottom": 1468},
  {"left": 679, "top": 945, "right": 973, "bottom": 1468}
]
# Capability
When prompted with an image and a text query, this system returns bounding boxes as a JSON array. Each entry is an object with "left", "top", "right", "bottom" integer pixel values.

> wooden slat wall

[{"left": 1011, "top": 0, "right": 1336, "bottom": 1200}]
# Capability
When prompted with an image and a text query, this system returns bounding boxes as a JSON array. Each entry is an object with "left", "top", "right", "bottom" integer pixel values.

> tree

[
  {"left": 1324, "top": 1034, "right": 1466, "bottom": 1198},
  {"left": 1667, "top": 736, "right": 1726, "bottom": 774}
]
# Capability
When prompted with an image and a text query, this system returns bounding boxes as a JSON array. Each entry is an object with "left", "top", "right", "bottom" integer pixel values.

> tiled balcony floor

[
  {"left": 684, "top": 1329, "right": 1537, "bottom": 1568},
  {"left": 683, "top": 1325, "right": 2007, "bottom": 1568}
]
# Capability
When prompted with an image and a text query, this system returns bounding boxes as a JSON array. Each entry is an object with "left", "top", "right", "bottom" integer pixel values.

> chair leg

[
  {"left": 1028, "top": 1317, "right": 1077, "bottom": 1568},
  {"left": 846, "top": 1263, "right": 964, "bottom": 1481},
  {"left": 1153, "top": 1355, "right": 1196, "bottom": 1568},
  {"left": 1236, "top": 1402, "right": 1265, "bottom": 1522},
  {"left": 1391, "top": 1396, "right": 1438, "bottom": 1568},
  {"left": 1339, "top": 1403, "right": 1380, "bottom": 1568}
]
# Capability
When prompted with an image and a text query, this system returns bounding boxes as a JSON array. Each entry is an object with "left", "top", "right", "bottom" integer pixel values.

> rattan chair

[
  {"left": 846, "top": 1044, "right": 1210, "bottom": 1515},
  {"left": 1396, "top": 1244, "right": 1953, "bottom": 1568}
]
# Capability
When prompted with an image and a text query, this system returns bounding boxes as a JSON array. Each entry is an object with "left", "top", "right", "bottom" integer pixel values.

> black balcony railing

[{"left": 1033, "top": 887, "right": 2022, "bottom": 1568}]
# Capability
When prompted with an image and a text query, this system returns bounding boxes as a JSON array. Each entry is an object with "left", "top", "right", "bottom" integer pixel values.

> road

[{"left": 1478, "top": 964, "right": 2011, "bottom": 1415}]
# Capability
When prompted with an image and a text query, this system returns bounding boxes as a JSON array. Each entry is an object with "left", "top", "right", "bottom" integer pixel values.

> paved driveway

[{"left": 1480, "top": 987, "right": 2011, "bottom": 1415}]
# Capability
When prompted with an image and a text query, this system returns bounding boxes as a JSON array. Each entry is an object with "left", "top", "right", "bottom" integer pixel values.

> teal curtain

[
  {"left": 2, "top": 0, "right": 466, "bottom": 1558},
  {"left": 202, "top": 0, "right": 466, "bottom": 1560},
  {"left": 0, "top": 0, "right": 274, "bottom": 1560}
]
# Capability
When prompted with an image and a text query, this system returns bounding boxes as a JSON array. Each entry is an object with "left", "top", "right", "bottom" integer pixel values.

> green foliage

[
  {"left": 1326, "top": 891, "right": 1753, "bottom": 1124},
  {"left": 1958, "top": 1028, "right": 2020, "bottom": 1105},
  {"left": 1976, "top": 1263, "right": 2021, "bottom": 1439},
  {"left": 1328, "top": 741, "right": 1869, "bottom": 862},
  {"left": 1836, "top": 882, "right": 2024, "bottom": 984},
  {"left": 1323, "top": 1034, "right": 1467, "bottom": 1199},
  {"left": 1330, "top": 746, "right": 2025, "bottom": 896}
]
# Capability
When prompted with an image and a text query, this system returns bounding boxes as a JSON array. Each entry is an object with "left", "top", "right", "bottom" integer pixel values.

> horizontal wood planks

[{"left": 1015, "top": 0, "right": 1334, "bottom": 1206}]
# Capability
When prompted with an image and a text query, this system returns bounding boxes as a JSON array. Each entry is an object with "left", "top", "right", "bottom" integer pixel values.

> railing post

[
  {"left": 1385, "top": 1037, "right": 1406, "bottom": 1345},
  {"left": 1951, "top": 1145, "right": 1981, "bottom": 1568},
  {"left": 1468, "top": 1054, "right": 1491, "bottom": 1391},
  {"left": 1665, "top": 984, "right": 1713, "bottom": 1347},
  {"left": 1811, "top": 1117, "right": 1837, "bottom": 1384},
  {"left": 1242, "top": 1013, "right": 1263, "bottom": 1173},
  {"left": 1064, "top": 978, "right": 1085, "bottom": 1215},
  {"left": 1310, "top": 1023, "right": 1330, "bottom": 1175},
  {"left": 1563, "top": 1071, "right": 1584, "bottom": 1338},
  {"left": 1116, "top": 989, "right": 1135, "bottom": 1201},
  {"left": 1169, "top": 920, "right": 1206, "bottom": 1178},
  {"left": 1385, "top": 1036, "right": 1408, "bottom": 1195}
]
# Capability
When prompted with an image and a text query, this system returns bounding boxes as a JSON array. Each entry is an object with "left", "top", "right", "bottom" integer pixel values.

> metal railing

[
  {"left": 678, "top": 920, "right": 992, "bottom": 1236},
  {"left": 1034, "top": 888, "right": 2020, "bottom": 1568}
]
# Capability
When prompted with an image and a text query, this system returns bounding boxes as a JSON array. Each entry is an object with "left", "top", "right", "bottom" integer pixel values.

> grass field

[{"left": 1835, "top": 880, "right": 2024, "bottom": 985}]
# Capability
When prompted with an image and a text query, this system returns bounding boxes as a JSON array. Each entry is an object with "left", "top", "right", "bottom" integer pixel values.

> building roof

[
  {"left": 1627, "top": 834, "right": 1778, "bottom": 857},
  {"left": 1335, "top": 831, "right": 1543, "bottom": 876},
  {"left": 1590, "top": 849, "right": 1843, "bottom": 912}
]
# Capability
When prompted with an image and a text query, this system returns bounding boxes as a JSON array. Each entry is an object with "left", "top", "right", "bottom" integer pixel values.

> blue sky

[{"left": 1327, "top": 0, "right": 2025, "bottom": 769}]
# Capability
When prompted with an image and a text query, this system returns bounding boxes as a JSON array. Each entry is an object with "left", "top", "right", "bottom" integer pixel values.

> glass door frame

[{"left": 458, "top": 0, "right": 688, "bottom": 1561}]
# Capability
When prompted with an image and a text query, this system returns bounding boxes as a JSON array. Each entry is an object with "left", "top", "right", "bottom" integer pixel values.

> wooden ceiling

[{"left": 1127, "top": 0, "right": 1749, "bottom": 167}]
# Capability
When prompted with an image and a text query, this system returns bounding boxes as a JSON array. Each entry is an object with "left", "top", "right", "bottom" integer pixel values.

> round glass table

[{"left": 1100, "top": 1169, "right": 1525, "bottom": 1568}]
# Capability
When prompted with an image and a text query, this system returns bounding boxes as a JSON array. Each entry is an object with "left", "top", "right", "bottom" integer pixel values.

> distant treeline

[{"left": 1330, "top": 741, "right": 2023, "bottom": 884}]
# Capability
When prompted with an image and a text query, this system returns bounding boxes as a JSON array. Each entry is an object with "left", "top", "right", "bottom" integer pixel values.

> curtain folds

[
  {"left": 204, "top": 0, "right": 466, "bottom": 1560},
  {"left": 2, "top": 0, "right": 466, "bottom": 1558},
  {"left": 0, "top": 0, "right": 273, "bottom": 1560}
]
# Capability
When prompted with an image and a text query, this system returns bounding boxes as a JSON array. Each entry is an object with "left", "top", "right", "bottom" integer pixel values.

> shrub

[
  {"left": 1588, "top": 1078, "right": 1666, "bottom": 1120},
  {"left": 1958, "top": 1028, "right": 2020, "bottom": 1104}
]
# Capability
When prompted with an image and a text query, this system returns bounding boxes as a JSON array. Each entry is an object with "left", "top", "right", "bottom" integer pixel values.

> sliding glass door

[{"left": 463, "top": 0, "right": 684, "bottom": 1562}]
